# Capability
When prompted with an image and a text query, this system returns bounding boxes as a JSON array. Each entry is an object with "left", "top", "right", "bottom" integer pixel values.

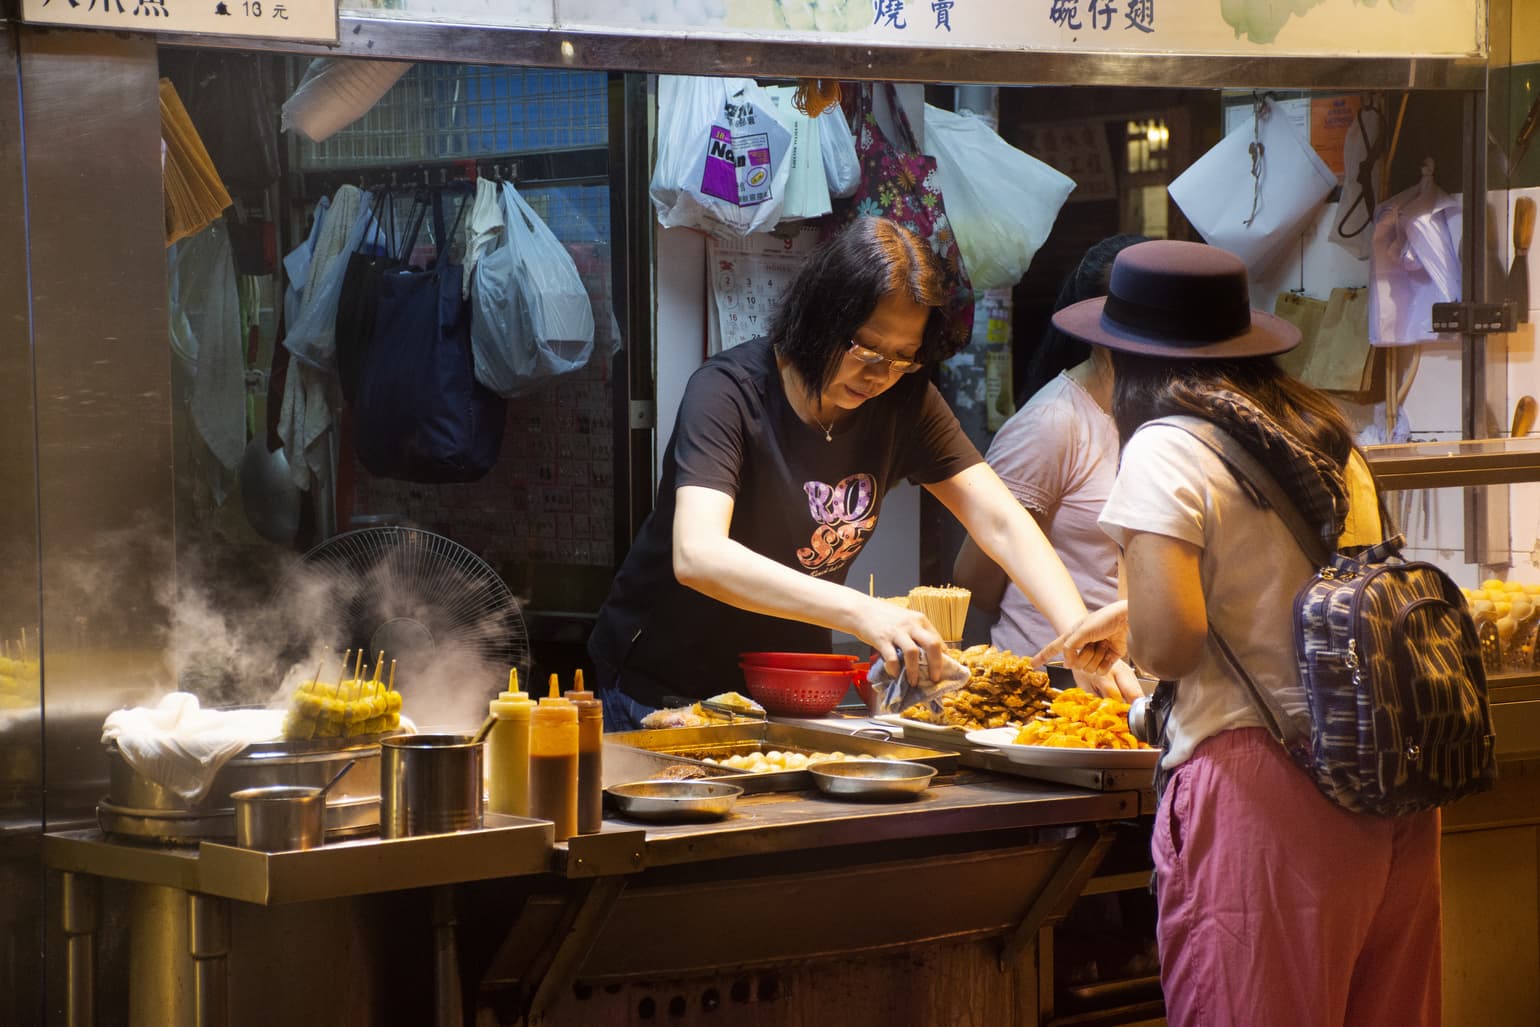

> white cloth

[
  {"left": 1368, "top": 167, "right": 1461, "bottom": 346},
  {"left": 279, "top": 185, "right": 367, "bottom": 491},
  {"left": 102, "top": 692, "right": 284, "bottom": 804},
  {"left": 1099, "top": 424, "right": 1314, "bottom": 770},
  {"left": 984, "top": 373, "right": 1119, "bottom": 655},
  {"left": 169, "top": 222, "right": 246, "bottom": 504}
]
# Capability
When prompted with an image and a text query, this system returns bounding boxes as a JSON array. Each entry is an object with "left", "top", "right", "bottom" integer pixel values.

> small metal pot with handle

[{"left": 232, "top": 760, "right": 356, "bottom": 852}]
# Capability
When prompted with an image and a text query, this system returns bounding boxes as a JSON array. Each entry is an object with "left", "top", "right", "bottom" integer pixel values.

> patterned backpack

[{"left": 1160, "top": 417, "right": 1497, "bottom": 817}]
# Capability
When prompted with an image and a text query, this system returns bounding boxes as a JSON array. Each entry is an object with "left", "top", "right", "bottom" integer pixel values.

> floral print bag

[{"left": 826, "top": 82, "right": 974, "bottom": 355}]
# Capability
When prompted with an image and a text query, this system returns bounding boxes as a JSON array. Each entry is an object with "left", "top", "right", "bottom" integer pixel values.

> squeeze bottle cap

[{"left": 498, "top": 668, "right": 530, "bottom": 702}]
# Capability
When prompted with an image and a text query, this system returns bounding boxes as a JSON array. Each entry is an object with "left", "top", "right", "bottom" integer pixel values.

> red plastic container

[
  {"left": 739, "top": 652, "right": 859, "bottom": 672},
  {"left": 738, "top": 663, "right": 864, "bottom": 717}
]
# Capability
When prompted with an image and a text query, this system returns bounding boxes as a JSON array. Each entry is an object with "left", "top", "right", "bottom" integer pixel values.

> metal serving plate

[{"left": 606, "top": 723, "right": 957, "bottom": 793}]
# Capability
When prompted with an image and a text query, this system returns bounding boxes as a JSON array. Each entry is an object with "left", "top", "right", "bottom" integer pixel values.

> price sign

[{"left": 22, "top": 0, "right": 339, "bottom": 44}]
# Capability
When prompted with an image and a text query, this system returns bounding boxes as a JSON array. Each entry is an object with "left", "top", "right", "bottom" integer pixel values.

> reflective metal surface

[
  {"left": 164, "top": 16, "right": 1488, "bottom": 91},
  {"left": 0, "top": 23, "right": 44, "bottom": 1027},
  {"left": 20, "top": 27, "right": 175, "bottom": 829}
]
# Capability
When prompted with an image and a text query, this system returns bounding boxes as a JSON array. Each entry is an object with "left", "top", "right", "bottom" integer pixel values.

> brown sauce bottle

[
  {"left": 566, "top": 669, "right": 604, "bottom": 835},
  {"left": 529, "top": 674, "right": 578, "bottom": 841}
]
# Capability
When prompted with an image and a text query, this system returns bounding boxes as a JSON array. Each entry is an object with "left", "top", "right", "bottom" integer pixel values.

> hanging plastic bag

[
  {"left": 818, "top": 104, "right": 861, "bottom": 198},
  {"left": 1168, "top": 99, "right": 1336, "bottom": 277},
  {"left": 762, "top": 86, "right": 832, "bottom": 223},
  {"left": 923, "top": 105, "right": 1075, "bottom": 292},
  {"left": 650, "top": 75, "right": 793, "bottom": 238},
  {"left": 470, "top": 181, "right": 596, "bottom": 398}
]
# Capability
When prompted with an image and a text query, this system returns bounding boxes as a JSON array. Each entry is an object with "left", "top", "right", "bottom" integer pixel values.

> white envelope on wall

[{"left": 1169, "top": 101, "right": 1337, "bottom": 276}]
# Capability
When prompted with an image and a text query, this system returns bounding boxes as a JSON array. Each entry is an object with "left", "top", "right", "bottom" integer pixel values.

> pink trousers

[{"left": 1153, "top": 727, "right": 1442, "bottom": 1027}]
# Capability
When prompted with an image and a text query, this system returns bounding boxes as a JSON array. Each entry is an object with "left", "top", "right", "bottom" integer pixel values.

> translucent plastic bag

[
  {"left": 924, "top": 105, "right": 1075, "bottom": 291},
  {"left": 650, "top": 75, "right": 792, "bottom": 238},
  {"left": 818, "top": 104, "right": 861, "bottom": 198},
  {"left": 470, "top": 181, "right": 595, "bottom": 397}
]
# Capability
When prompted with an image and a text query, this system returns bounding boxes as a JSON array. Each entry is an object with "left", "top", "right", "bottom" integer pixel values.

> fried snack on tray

[
  {"left": 1012, "top": 688, "right": 1152, "bottom": 750},
  {"left": 899, "top": 645, "right": 1054, "bottom": 730}
]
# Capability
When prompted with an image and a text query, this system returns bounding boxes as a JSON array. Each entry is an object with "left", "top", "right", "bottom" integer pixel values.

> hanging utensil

[
  {"left": 1513, "top": 395, "right": 1537, "bottom": 439},
  {"left": 1510, "top": 197, "right": 1535, "bottom": 324}
]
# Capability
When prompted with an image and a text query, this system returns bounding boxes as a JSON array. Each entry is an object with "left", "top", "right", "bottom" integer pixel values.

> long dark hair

[
  {"left": 1018, "top": 233, "right": 1149, "bottom": 404},
  {"left": 1110, "top": 352, "right": 1358, "bottom": 468},
  {"left": 771, "top": 217, "right": 948, "bottom": 400}
]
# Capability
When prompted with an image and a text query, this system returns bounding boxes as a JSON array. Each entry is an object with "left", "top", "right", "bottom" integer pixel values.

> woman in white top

[
  {"left": 1038, "top": 240, "right": 1441, "bottom": 1027},
  {"left": 953, "top": 235, "right": 1144, "bottom": 665}
]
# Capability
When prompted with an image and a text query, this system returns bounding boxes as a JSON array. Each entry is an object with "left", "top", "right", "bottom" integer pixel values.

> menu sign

[{"left": 22, "top": 0, "right": 339, "bottom": 43}]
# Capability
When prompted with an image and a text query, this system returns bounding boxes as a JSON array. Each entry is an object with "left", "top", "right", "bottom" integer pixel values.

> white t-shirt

[
  {"left": 1099, "top": 422, "right": 1316, "bottom": 769},
  {"left": 985, "top": 373, "right": 1120, "bottom": 655}
]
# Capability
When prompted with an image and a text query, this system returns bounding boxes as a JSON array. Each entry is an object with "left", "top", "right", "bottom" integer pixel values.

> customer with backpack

[{"left": 1035, "top": 240, "right": 1447, "bottom": 1026}]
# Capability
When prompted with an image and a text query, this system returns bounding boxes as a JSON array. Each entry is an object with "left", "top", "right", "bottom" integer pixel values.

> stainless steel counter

[{"left": 569, "top": 768, "right": 1137, "bottom": 874}]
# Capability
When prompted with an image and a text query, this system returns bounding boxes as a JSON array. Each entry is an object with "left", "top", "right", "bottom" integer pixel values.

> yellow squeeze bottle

[{"left": 487, "top": 668, "right": 535, "bottom": 817}]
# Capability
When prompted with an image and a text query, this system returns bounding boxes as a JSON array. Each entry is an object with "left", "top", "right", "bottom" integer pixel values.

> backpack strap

[
  {"left": 1146, "top": 416, "right": 1332, "bottom": 567},
  {"left": 1142, "top": 416, "right": 1316, "bottom": 752}
]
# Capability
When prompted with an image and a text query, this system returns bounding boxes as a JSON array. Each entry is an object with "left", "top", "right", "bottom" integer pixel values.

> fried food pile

[
  {"left": 900, "top": 645, "right": 1054, "bottom": 730},
  {"left": 639, "top": 691, "right": 765, "bottom": 730},
  {"left": 1012, "top": 688, "right": 1151, "bottom": 750}
]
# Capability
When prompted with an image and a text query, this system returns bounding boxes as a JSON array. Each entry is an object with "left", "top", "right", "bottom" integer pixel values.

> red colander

[{"left": 738, "top": 662, "right": 865, "bottom": 717}]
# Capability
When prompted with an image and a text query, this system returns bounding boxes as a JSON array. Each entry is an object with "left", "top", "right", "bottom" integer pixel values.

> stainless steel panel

[
  {"left": 19, "top": 27, "right": 175, "bottom": 828},
  {"left": 0, "top": 21, "right": 45, "bottom": 1027},
  {"left": 164, "top": 16, "right": 1487, "bottom": 91}
]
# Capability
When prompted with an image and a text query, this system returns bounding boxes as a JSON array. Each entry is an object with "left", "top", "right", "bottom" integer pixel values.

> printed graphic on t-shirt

[{"left": 798, "top": 473, "right": 877, "bottom": 577}]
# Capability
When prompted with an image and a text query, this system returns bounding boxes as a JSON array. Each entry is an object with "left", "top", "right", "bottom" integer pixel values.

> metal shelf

[{"left": 1364, "top": 437, "right": 1540, "bottom": 489}]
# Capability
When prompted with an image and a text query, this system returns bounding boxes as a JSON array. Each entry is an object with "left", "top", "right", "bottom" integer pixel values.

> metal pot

[
  {"left": 232, "top": 785, "right": 327, "bottom": 851},
  {"left": 101, "top": 737, "right": 382, "bottom": 844},
  {"left": 380, "top": 733, "right": 484, "bottom": 839},
  {"left": 232, "top": 760, "right": 357, "bottom": 851}
]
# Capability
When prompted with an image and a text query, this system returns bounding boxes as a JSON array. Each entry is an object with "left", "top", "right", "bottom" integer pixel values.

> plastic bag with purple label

[{"left": 649, "top": 75, "right": 793, "bottom": 238}]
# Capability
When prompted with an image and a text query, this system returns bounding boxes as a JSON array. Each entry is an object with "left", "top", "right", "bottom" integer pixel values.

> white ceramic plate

[{"left": 964, "top": 726, "right": 1160, "bottom": 769}]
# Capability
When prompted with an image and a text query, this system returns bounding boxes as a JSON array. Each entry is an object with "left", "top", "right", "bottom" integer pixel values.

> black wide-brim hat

[{"left": 1051, "top": 240, "right": 1300, "bottom": 359}]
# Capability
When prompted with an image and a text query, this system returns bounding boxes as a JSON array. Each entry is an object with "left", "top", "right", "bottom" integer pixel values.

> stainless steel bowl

[
  {"left": 605, "top": 780, "right": 743, "bottom": 822},
  {"left": 808, "top": 759, "right": 937, "bottom": 801}
]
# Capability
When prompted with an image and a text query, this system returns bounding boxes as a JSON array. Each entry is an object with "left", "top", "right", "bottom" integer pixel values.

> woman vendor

[{"left": 588, "top": 217, "right": 1125, "bottom": 731}]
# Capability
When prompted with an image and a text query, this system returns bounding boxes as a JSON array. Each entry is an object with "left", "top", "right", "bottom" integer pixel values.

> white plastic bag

[
  {"left": 470, "top": 181, "right": 595, "bottom": 397},
  {"left": 763, "top": 86, "right": 831, "bottom": 222},
  {"left": 818, "top": 104, "right": 861, "bottom": 198},
  {"left": 650, "top": 75, "right": 792, "bottom": 238},
  {"left": 1167, "top": 100, "right": 1336, "bottom": 276},
  {"left": 923, "top": 105, "right": 1075, "bottom": 291}
]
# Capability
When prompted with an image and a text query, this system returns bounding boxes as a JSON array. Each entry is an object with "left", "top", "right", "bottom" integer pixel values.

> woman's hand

[
  {"left": 1034, "top": 600, "right": 1129, "bottom": 677},
  {"left": 1072, "top": 658, "right": 1144, "bottom": 702},
  {"left": 851, "top": 596, "right": 947, "bottom": 684}
]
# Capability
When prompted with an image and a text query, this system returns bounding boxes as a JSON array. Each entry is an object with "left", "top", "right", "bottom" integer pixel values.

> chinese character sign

[
  {"left": 540, "top": 0, "right": 1478, "bottom": 58},
  {"left": 22, "top": 0, "right": 339, "bottom": 42}
]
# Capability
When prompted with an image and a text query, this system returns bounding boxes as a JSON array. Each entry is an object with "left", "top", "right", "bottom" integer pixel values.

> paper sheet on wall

[{"left": 706, "top": 226, "right": 820, "bottom": 355}]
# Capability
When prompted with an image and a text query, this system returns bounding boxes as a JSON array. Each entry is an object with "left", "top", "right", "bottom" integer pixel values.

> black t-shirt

[{"left": 588, "top": 337, "right": 981, "bottom": 704}]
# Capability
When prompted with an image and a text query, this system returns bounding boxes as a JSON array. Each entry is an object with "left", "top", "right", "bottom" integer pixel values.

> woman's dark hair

[
  {"left": 1018, "top": 233, "right": 1149, "bottom": 404},
  {"left": 1109, "top": 352, "right": 1358, "bottom": 469},
  {"left": 771, "top": 217, "right": 948, "bottom": 399}
]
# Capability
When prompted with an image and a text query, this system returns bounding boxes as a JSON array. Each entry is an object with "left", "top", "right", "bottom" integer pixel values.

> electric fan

[{"left": 274, "top": 528, "right": 529, "bottom": 712}]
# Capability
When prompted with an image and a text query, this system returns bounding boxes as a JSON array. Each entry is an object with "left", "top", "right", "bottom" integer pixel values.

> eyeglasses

[{"left": 847, "top": 339, "right": 924, "bottom": 375}]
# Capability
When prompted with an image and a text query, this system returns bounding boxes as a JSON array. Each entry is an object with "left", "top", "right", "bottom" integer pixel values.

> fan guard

[{"left": 275, "top": 527, "right": 529, "bottom": 695}]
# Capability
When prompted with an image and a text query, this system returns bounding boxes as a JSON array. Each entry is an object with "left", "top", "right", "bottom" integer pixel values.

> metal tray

[{"left": 606, "top": 723, "right": 957, "bottom": 793}]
